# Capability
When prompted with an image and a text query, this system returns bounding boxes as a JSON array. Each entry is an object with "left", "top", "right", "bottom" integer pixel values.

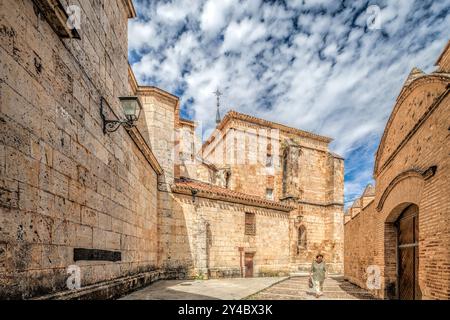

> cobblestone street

[
  {"left": 120, "top": 276, "right": 375, "bottom": 300},
  {"left": 120, "top": 277, "right": 288, "bottom": 300},
  {"left": 247, "top": 276, "right": 376, "bottom": 300}
]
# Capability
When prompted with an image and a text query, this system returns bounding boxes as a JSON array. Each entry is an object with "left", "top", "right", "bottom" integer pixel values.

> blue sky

[{"left": 128, "top": 0, "right": 450, "bottom": 207}]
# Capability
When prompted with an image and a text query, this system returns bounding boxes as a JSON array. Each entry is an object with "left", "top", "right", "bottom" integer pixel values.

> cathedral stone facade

[
  {"left": 0, "top": 0, "right": 343, "bottom": 299},
  {"left": 344, "top": 42, "right": 450, "bottom": 300}
]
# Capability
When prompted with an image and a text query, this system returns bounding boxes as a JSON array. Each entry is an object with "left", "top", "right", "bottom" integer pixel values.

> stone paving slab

[
  {"left": 119, "top": 277, "right": 288, "bottom": 300},
  {"left": 247, "top": 276, "right": 376, "bottom": 300}
]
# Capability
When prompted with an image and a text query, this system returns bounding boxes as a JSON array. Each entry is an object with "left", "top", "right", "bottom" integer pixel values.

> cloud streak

[{"left": 128, "top": 0, "right": 450, "bottom": 205}]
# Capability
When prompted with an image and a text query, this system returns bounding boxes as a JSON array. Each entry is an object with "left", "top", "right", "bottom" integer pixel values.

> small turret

[{"left": 404, "top": 67, "right": 424, "bottom": 87}]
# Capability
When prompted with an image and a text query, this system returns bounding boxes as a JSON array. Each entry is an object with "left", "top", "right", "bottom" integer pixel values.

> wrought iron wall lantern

[
  {"left": 296, "top": 215, "right": 303, "bottom": 223},
  {"left": 100, "top": 96, "right": 143, "bottom": 133}
]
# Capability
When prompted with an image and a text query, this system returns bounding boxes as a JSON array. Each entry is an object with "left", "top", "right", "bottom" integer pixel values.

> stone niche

[{"left": 281, "top": 140, "right": 302, "bottom": 199}]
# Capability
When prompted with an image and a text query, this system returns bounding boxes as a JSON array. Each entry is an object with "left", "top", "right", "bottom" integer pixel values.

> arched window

[{"left": 298, "top": 226, "right": 307, "bottom": 248}]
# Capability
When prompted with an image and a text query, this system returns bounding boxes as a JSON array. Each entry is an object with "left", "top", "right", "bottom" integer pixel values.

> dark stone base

[{"left": 31, "top": 268, "right": 186, "bottom": 300}]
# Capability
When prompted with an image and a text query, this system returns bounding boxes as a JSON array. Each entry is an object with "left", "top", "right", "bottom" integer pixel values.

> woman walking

[{"left": 309, "top": 254, "right": 327, "bottom": 298}]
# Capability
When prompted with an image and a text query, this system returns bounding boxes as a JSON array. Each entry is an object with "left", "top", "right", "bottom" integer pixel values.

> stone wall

[
  {"left": 344, "top": 58, "right": 450, "bottom": 299},
  {"left": 290, "top": 204, "right": 344, "bottom": 274},
  {"left": 200, "top": 112, "right": 344, "bottom": 274},
  {"left": 0, "top": 0, "right": 161, "bottom": 299},
  {"left": 169, "top": 193, "right": 291, "bottom": 278}
]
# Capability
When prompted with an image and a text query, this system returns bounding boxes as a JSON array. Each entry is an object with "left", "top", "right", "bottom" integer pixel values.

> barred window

[{"left": 245, "top": 213, "right": 256, "bottom": 235}]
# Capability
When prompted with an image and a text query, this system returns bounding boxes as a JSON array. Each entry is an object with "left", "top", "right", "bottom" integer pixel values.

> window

[
  {"left": 191, "top": 142, "right": 195, "bottom": 161},
  {"left": 266, "top": 154, "right": 273, "bottom": 167},
  {"left": 266, "top": 188, "right": 274, "bottom": 200},
  {"left": 245, "top": 213, "right": 256, "bottom": 235},
  {"left": 298, "top": 226, "right": 307, "bottom": 248},
  {"left": 225, "top": 171, "right": 231, "bottom": 189},
  {"left": 282, "top": 150, "right": 288, "bottom": 195}
]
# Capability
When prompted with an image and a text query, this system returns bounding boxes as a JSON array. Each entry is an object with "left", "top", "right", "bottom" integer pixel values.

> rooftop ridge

[
  {"left": 172, "top": 177, "right": 294, "bottom": 212},
  {"left": 226, "top": 110, "right": 333, "bottom": 143}
]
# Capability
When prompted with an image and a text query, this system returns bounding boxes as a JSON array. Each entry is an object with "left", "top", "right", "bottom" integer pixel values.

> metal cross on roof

[{"left": 214, "top": 88, "right": 222, "bottom": 125}]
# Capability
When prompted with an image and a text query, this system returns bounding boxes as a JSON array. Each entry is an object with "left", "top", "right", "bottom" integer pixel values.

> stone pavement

[
  {"left": 120, "top": 277, "right": 288, "bottom": 300},
  {"left": 247, "top": 276, "right": 376, "bottom": 300}
]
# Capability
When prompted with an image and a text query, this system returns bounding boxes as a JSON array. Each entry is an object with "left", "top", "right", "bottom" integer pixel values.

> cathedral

[{"left": 129, "top": 67, "right": 344, "bottom": 280}]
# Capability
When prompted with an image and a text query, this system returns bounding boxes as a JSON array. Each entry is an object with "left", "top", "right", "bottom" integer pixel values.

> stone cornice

[
  {"left": 179, "top": 118, "right": 196, "bottom": 128},
  {"left": 128, "top": 64, "right": 138, "bottom": 94},
  {"left": 125, "top": 126, "right": 163, "bottom": 175},
  {"left": 202, "top": 110, "right": 332, "bottom": 152},
  {"left": 280, "top": 197, "right": 344, "bottom": 208},
  {"left": 172, "top": 179, "right": 294, "bottom": 212},
  {"left": 136, "top": 86, "right": 179, "bottom": 106},
  {"left": 374, "top": 74, "right": 450, "bottom": 176},
  {"left": 226, "top": 111, "right": 333, "bottom": 143},
  {"left": 127, "top": 65, "right": 180, "bottom": 109},
  {"left": 122, "top": 0, "right": 137, "bottom": 18},
  {"left": 376, "top": 166, "right": 437, "bottom": 212}
]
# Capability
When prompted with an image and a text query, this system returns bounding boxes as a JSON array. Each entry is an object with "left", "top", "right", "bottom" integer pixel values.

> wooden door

[
  {"left": 245, "top": 253, "right": 254, "bottom": 278},
  {"left": 397, "top": 205, "right": 421, "bottom": 300}
]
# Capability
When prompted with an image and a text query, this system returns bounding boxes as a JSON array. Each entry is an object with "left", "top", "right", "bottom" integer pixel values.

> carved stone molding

[
  {"left": 125, "top": 126, "right": 163, "bottom": 175},
  {"left": 376, "top": 166, "right": 437, "bottom": 212}
]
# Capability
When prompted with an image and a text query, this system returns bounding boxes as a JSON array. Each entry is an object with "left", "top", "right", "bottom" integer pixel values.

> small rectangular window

[
  {"left": 266, "top": 154, "right": 273, "bottom": 167},
  {"left": 266, "top": 188, "right": 274, "bottom": 200},
  {"left": 245, "top": 213, "right": 256, "bottom": 235}
]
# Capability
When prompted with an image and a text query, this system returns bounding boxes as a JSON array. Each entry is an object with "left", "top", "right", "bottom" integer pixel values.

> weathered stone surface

[
  {"left": 0, "top": 0, "right": 158, "bottom": 299},
  {"left": 344, "top": 44, "right": 450, "bottom": 300},
  {"left": 174, "top": 111, "right": 345, "bottom": 275}
]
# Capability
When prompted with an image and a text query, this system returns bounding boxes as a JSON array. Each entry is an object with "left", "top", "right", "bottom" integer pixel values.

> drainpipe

[{"left": 239, "top": 247, "right": 244, "bottom": 277}]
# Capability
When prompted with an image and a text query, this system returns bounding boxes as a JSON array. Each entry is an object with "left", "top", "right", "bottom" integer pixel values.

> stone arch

[
  {"left": 297, "top": 225, "right": 307, "bottom": 249},
  {"left": 379, "top": 171, "right": 425, "bottom": 299},
  {"left": 377, "top": 169, "right": 425, "bottom": 216}
]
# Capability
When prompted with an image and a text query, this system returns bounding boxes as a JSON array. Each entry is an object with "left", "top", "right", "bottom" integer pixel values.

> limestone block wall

[
  {"left": 203, "top": 123, "right": 282, "bottom": 199},
  {"left": 0, "top": 0, "right": 160, "bottom": 298},
  {"left": 167, "top": 194, "right": 291, "bottom": 278},
  {"left": 202, "top": 119, "right": 344, "bottom": 207},
  {"left": 290, "top": 204, "right": 344, "bottom": 274},
  {"left": 136, "top": 90, "right": 177, "bottom": 190},
  {"left": 198, "top": 114, "right": 345, "bottom": 275}
]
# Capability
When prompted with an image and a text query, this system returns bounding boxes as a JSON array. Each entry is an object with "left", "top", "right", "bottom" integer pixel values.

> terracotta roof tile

[{"left": 172, "top": 178, "right": 294, "bottom": 212}]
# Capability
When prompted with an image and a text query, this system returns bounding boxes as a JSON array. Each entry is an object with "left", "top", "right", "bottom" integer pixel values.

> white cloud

[
  {"left": 128, "top": 20, "right": 159, "bottom": 51},
  {"left": 222, "top": 18, "right": 267, "bottom": 52},
  {"left": 200, "top": 0, "right": 238, "bottom": 35},
  {"left": 129, "top": 0, "right": 450, "bottom": 200}
]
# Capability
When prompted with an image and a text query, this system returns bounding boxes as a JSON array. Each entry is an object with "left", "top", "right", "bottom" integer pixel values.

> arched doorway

[{"left": 395, "top": 204, "right": 421, "bottom": 300}]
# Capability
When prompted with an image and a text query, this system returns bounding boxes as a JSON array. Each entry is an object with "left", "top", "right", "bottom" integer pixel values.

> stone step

[{"left": 247, "top": 277, "right": 376, "bottom": 300}]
